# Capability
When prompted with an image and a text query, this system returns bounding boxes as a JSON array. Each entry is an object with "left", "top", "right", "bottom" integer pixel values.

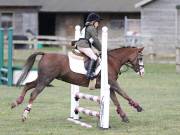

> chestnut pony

[{"left": 11, "top": 47, "right": 144, "bottom": 122}]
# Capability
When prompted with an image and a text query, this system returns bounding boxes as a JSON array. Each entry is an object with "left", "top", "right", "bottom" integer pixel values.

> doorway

[{"left": 38, "top": 13, "right": 56, "bottom": 35}]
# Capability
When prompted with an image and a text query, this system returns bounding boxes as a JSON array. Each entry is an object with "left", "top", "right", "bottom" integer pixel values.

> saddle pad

[
  {"left": 68, "top": 52, "right": 101, "bottom": 75},
  {"left": 68, "top": 52, "right": 87, "bottom": 74}
]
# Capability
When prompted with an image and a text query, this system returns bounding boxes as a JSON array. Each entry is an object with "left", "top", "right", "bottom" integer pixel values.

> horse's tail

[{"left": 16, "top": 52, "right": 45, "bottom": 86}]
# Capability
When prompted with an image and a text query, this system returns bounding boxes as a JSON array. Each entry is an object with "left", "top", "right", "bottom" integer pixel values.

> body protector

[{"left": 79, "top": 26, "right": 94, "bottom": 47}]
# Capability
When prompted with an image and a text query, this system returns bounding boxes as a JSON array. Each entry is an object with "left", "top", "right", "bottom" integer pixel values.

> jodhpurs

[{"left": 78, "top": 47, "right": 97, "bottom": 60}]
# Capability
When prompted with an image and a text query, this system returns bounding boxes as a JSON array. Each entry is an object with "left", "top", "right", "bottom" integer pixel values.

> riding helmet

[{"left": 86, "top": 13, "right": 102, "bottom": 22}]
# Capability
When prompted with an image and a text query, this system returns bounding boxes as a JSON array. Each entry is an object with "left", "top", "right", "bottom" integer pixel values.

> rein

[
  {"left": 119, "top": 63, "right": 144, "bottom": 75},
  {"left": 108, "top": 51, "right": 144, "bottom": 75},
  {"left": 119, "top": 63, "right": 132, "bottom": 75}
]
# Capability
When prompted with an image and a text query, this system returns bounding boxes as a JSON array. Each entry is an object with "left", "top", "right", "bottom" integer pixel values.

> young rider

[{"left": 76, "top": 12, "right": 102, "bottom": 80}]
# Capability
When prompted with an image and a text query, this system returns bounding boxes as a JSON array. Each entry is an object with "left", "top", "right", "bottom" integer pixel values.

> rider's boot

[{"left": 86, "top": 59, "right": 96, "bottom": 80}]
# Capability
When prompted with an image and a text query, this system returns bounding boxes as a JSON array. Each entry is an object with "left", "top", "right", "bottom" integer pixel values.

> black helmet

[{"left": 86, "top": 13, "right": 102, "bottom": 22}]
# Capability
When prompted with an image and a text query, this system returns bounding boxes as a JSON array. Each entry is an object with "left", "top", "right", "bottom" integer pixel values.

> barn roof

[
  {"left": 40, "top": 0, "right": 141, "bottom": 12},
  {"left": 135, "top": 0, "right": 156, "bottom": 8},
  {"left": 0, "top": 0, "right": 142, "bottom": 12},
  {"left": 0, "top": 0, "right": 41, "bottom": 7}
]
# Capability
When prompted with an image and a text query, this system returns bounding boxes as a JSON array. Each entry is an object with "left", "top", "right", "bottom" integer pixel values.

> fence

[{"left": 13, "top": 35, "right": 72, "bottom": 53}]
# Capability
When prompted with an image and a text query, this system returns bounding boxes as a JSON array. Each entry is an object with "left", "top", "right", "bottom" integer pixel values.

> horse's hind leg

[
  {"left": 11, "top": 80, "right": 37, "bottom": 109},
  {"left": 22, "top": 82, "right": 46, "bottom": 122},
  {"left": 22, "top": 76, "right": 54, "bottom": 122},
  {"left": 111, "top": 81, "right": 143, "bottom": 112},
  {"left": 110, "top": 89, "right": 129, "bottom": 122}
]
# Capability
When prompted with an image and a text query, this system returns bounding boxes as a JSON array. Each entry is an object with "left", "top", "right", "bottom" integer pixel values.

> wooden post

[
  {"left": 124, "top": 16, "right": 128, "bottom": 36},
  {"left": 176, "top": 47, "right": 180, "bottom": 73},
  {"left": 0, "top": 28, "right": 4, "bottom": 85},
  {"left": 0, "top": 28, "right": 4, "bottom": 68},
  {"left": 176, "top": 8, "right": 180, "bottom": 73},
  {"left": 33, "top": 37, "right": 38, "bottom": 50}
]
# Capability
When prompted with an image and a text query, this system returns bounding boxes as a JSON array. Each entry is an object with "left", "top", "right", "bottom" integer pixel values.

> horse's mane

[
  {"left": 120, "top": 46, "right": 136, "bottom": 48},
  {"left": 108, "top": 46, "right": 137, "bottom": 54}
]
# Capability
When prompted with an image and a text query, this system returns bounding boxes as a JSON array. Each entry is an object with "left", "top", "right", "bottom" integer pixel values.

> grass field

[{"left": 0, "top": 64, "right": 180, "bottom": 135}]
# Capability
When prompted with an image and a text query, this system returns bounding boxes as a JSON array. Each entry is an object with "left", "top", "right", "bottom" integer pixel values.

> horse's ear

[{"left": 138, "top": 47, "right": 144, "bottom": 52}]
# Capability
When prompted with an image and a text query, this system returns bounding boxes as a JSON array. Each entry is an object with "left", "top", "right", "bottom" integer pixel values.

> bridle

[
  {"left": 137, "top": 53, "right": 145, "bottom": 71},
  {"left": 119, "top": 52, "right": 144, "bottom": 75}
]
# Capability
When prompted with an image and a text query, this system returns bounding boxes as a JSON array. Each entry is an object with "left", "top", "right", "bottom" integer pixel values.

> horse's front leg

[
  {"left": 110, "top": 89, "right": 129, "bottom": 122},
  {"left": 111, "top": 81, "right": 143, "bottom": 112}
]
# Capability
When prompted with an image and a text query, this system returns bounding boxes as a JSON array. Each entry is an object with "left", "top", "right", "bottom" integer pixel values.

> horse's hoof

[
  {"left": 22, "top": 114, "right": 28, "bottom": 122},
  {"left": 11, "top": 102, "right": 17, "bottom": 109},
  {"left": 22, "top": 117, "right": 26, "bottom": 122},
  {"left": 121, "top": 115, "right": 129, "bottom": 123},
  {"left": 22, "top": 110, "right": 29, "bottom": 122},
  {"left": 137, "top": 106, "right": 143, "bottom": 112}
]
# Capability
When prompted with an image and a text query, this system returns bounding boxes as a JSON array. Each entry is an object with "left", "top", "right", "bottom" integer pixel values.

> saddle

[
  {"left": 71, "top": 49, "right": 100, "bottom": 71},
  {"left": 68, "top": 49, "right": 101, "bottom": 89}
]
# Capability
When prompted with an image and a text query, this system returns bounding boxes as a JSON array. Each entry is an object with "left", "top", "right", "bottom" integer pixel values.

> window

[{"left": 1, "top": 13, "right": 13, "bottom": 28}]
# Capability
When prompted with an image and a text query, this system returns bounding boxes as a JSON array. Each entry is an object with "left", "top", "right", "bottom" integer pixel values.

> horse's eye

[{"left": 139, "top": 57, "right": 143, "bottom": 61}]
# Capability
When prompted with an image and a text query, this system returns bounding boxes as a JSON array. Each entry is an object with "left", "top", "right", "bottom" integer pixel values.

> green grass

[{"left": 0, "top": 64, "right": 180, "bottom": 135}]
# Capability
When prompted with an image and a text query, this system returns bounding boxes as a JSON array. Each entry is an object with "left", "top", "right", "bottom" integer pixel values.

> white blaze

[{"left": 138, "top": 60, "right": 145, "bottom": 76}]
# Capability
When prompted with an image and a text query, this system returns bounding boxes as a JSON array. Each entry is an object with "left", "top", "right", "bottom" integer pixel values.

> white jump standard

[{"left": 68, "top": 25, "right": 110, "bottom": 129}]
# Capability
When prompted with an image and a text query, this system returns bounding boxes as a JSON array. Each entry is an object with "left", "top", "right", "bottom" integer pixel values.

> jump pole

[{"left": 68, "top": 25, "right": 110, "bottom": 129}]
